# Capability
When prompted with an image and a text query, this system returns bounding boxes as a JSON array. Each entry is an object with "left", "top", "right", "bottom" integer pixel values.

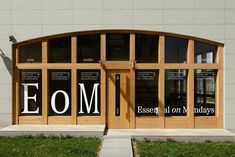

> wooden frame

[{"left": 12, "top": 30, "right": 224, "bottom": 128}]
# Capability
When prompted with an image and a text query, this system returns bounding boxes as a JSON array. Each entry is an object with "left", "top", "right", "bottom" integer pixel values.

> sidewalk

[{"left": 99, "top": 136, "right": 133, "bottom": 157}]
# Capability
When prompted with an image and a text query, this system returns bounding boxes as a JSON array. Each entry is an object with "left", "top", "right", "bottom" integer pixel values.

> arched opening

[{"left": 12, "top": 30, "right": 224, "bottom": 128}]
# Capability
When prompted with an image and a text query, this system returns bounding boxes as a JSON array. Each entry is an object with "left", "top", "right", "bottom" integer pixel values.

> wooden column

[
  {"left": 42, "top": 41, "right": 48, "bottom": 124},
  {"left": 187, "top": 39, "right": 194, "bottom": 128},
  {"left": 158, "top": 35, "right": 165, "bottom": 128},
  {"left": 101, "top": 33, "right": 106, "bottom": 124},
  {"left": 13, "top": 47, "right": 20, "bottom": 124},
  {"left": 129, "top": 33, "right": 135, "bottom": 128},
  {"left": 71, "top": 36, "right": 77, "bottom": 124},
  {"left": 216, "top": 46, "right": 224, "bottom": 128}
]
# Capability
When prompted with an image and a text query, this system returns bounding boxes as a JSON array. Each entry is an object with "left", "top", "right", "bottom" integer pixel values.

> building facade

[{"left": 0, "top": 0, "right": 235, "bottom": 129}]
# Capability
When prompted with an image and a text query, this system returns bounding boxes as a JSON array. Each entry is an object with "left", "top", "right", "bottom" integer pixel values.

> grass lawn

[
  {"left": 134, "top": 139, "right": 235, "bottom": 157},
  {"left": 0, "top": 135, "right": 101, "bottom": 157}
]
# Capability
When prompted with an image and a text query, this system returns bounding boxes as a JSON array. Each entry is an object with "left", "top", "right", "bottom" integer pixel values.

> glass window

[
  {"left": 48, "top": 70, "right": 71, "bottom": 116},
  {"left": 165, "top": 36, "right": 188, "bottom": 63},
  {"left": 106, "top": 34, "right": 129, "bottom": 61},
  {"left": 135, "top": 34, "right": 158, "bottom": 63},
  {"left": 194, "top": 70, "right": 216, "bottom": 116},
  {"left": 20, "top": 70, "right": 42, "bottom": 115},
  {"left": 77, "top": 70, "right": 100, "bottom": 116},
  {"left": 48, "top": 37, "right": 71, "bottom": 63},
  {"left": 195, "top": 41, "right": 217, "bottom": 63},
  {"left": 77, "top": 34, "right": 100, "bottom": 63},
  {"left": 20, "top": 42, "right": 42, "bottom": 63},
  {"left": 165, "top": 70, "right": 187, "bottom": 116},
  {"left": 135, "top": 70, "right": 158, "bottom": 116}
]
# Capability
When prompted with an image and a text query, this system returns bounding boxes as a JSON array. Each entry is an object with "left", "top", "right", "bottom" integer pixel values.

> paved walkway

[{"left": 99, "top": 136, "right": 133, "bottom": 157}]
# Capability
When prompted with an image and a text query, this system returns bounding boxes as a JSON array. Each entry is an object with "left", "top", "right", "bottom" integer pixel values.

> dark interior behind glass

[
  {"left": 77, "top": 34, "right": 100, "bottom": 63},
  {"left": 194, "top": 70, "right": 216, "bottom": 116},
  {"left": 20, "top": 42, "right": 42, "bottom": 63},
  {"left": 165, "top": 36, "right": 188, "bottom": 63},
  {"left": 48, "top": 37, "right": 71, "bottom": 63},
  {"left": 48, "top": 70, "right": 71, "bottom": 116},
  {"left": 165, "top": 69, "right": 187, "bottom": 116},
  {"left": 195, "top": 41, "right": 217, "bottom": 63},
  {"left": 106, "top": 34, "right": 129, "bottom": 61},
  {"left": 135, "top": 70, "right": 158, "bottom": 116},
  {"left": 20, "top": 70, "right": 42, "bottom": 115},
  {"left": 135, "top": 34, "right": 158, "bottom": 63}
]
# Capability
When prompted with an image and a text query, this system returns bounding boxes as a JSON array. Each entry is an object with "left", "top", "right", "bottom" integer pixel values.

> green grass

[
  {"left": 134, "top": 139, "right": 235, "bottom": 157},
  {"left": 0, "top": 135, "right": 101, "bottom": 157}
]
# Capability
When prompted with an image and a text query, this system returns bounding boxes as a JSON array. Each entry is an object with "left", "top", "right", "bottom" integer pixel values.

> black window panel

[
  {"left": 48, "top": 37, "right": 71, "bottom": 63},
  {"left": 135, "top": 70, "right": 158, "bottom": 116},
  {"left": 165, "top": 36, "right": 188, "bottom": 63},
  {"left": 135, "top": 34, "right": 158, "bottom": 63},
  {"left": 194, "top": 70, "right": 216, "bottom": 116},
  {"left": 106, "top": 34, "right": 129, "bottom": 61},
  {"left": 77, "top": 34, "right": 100, "bottom": 63},
  {"left": 48, "top": 70, "right": 71, "bottom": 116},
  {"left": 20, "top": 70, "right": 42, "bottom": 115},
  {"left": 115, "top": 74, "right": 120, "bottom": 116},
  {"left": 195, "top": 41, "right": 217, "bottom": 63},
  {"left": 77, "top": 70, "right": 100, "bottom": 116},
  {"left": 20, "top": 42, "right": 42, "bottom": 63},
  {"left": 165, "top": 70, "right": 187, "bottom": 116}
]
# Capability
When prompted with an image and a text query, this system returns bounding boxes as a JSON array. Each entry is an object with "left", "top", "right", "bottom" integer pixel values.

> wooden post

[
  {"left": 71, "top": 36, "right": 77, "bottom": 124},
  {"left": 42, "top": 41, "right": 48, "bottom": 124},
  {"left": 217, "top": 46, "right": 224, "bottom": 128},
  {"left": 101, "top": 33, "right": 106, "bottom": 124},
  {"left": 158, "top": 35, "right": 165, "bottom": 128},
  {"left": 130, "top": 33, "right": 135, "bottom": 128},
  {"left": 187, "top": 39, "right": 194, "bottom": 128}
]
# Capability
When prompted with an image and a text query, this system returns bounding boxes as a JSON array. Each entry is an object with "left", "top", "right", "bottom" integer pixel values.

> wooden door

[{"left": 107, "top": 70, "right": 130, "bottom": 128}]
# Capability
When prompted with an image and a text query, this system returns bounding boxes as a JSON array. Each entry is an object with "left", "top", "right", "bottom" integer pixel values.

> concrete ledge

[
  {"left": 0, "top": 125, "right": 105, "bottom": 137},
  {"left": 133, "top": 136, "right": 235, "bottom": 142},
  {"left": 106, "top": 129, "right": 235, "bottom": 141}
]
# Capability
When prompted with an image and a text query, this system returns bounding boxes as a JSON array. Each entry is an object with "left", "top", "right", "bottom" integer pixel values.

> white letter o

[{"left": 51, "top": 90, "right": 69, "bottom": 114}]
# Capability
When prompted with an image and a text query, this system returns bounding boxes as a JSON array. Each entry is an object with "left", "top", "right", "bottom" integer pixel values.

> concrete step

[{"left": 0, "top": 125, "right": 105, "bottom": 137}]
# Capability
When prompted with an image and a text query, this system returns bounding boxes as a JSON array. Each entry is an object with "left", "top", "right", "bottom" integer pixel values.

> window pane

[
  {"left": 106, "top": 34, "right": 129, "bottom": 61},
  {"left": 20, "top": 70, "right": 42, "bottom": 115},
  {"left": 135, "top": 34, "right": 158, "bottom": 63},
  {"left": 48, "top": 37, "right": 71, "bottom": 63},
  {"left": 195, "top": 41, "right": 217, "bottom": 63},
  {"left": 20, "top": 42, "right": 42, "bottom": 63},
  {"left": 194, "top": 70, "right": 216, "bottom": 116},
  {"left": 48, "top": 70, "right": 71, "bottom": 116},
  {"left": 77, "top": 34, "right": 100, "bottom": 63},
  {"left": 165, "top": 70, "right": 187, "bottom": 116},
  {"left": 165, "top": 36, "right": 188, "bottom": 63},
  {"left": 77, "top": 70, "right": 100, "bottom": 116},
  {"left": 135, "top": 70, "right": 158, "bottom": 116}
]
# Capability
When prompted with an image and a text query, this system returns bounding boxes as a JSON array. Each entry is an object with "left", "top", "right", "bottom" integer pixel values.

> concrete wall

[{"left": 0, "top": 0, "right": 235, "bottom": 129}]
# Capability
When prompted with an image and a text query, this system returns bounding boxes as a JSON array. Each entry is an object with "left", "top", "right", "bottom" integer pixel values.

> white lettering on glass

[
  {"left": 51, "top": 90, "right": 70, "bottom": 114},
  {"left": 21, "top": 83, "right": 39, "bottom": 114},
  {"left": 78, "top": 83, "right": 99, "bottom": 114}
]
